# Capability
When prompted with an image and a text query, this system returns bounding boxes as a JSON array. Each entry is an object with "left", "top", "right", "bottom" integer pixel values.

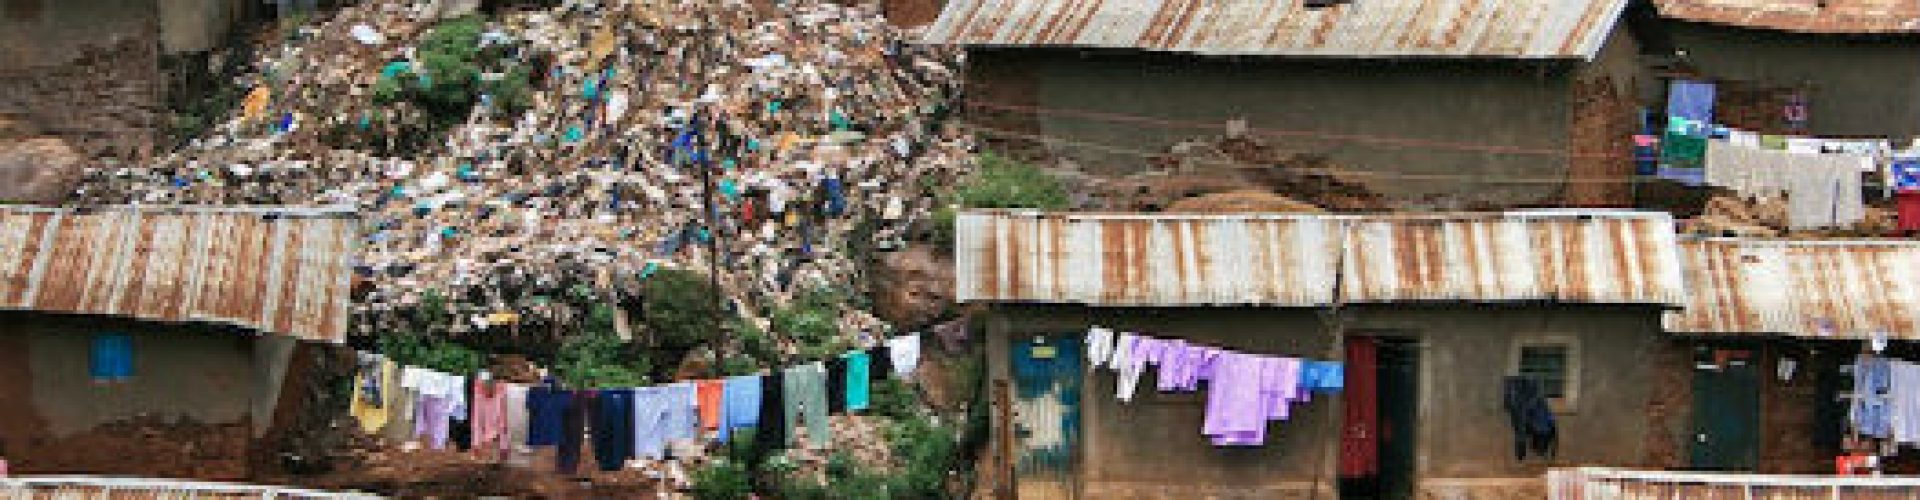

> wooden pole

[{"left": 995, "top": 379, "right": 1018, "bottom": 500}]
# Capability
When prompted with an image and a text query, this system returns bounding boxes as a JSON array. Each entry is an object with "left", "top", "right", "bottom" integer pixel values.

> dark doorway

[
  {"left": 1341, "top": 336, "right": 1420, "bottom": 500},
  {"left": 1690, "top": 343, "right": 1761, "bottom": 470}
]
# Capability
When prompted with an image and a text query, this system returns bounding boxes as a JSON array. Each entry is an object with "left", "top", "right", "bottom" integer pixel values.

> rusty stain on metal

[
  {"left": 956, "top": 211, "right": 1684, "bottom": 307},
  {"left": 1654, "top": 0, "right": 1920, "bottom": 34},
  {"left": 923, "top": 0, "right": 1630, "bottom": 59},
  {"left": 1668, "top": 239, "right": 1920, "bottom": 339},
  {"left": 0, "top": 206, "right": 356, "bottom": 343},
  {"left": 1338, "top": 212, "right": 1684, "bottom": 305}
]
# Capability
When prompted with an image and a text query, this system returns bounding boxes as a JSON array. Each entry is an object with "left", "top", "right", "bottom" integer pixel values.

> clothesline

[
  {"left": 1083, "top": 326, "right": 1343, "bottom": 447},
  {"left": 346, "top": 332, "right": 924, "bottom": 473}
]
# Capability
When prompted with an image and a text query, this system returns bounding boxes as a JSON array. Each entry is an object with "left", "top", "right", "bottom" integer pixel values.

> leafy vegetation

[
  {"left": 771, "top": 287, "right": 852, "bottom": 363},
  {"left": 929, "top": 153, "right": 1071, "bottom": 248},
  {"left": 372, "top": 16, "right": 532, "bottom": 130},
  {"left": 886, "top": 414, "right": 962, "bottom": 499},
  {"left": 377, "top": 333, "right": 484, "bottom": 375},
  {"left": 637, "top": 269, "right": 728, "bottom": 373},
  {"left": 553, "top": 305, "right": 651, "bottom": 388},
  {"left": 952, "top": 153, "right": 1072, "bottom": 210},
  {"left": 689, "top": 458, "right": 753, "bottom": 500}
]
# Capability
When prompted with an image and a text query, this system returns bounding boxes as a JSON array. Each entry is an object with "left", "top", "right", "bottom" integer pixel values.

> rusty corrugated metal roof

[
  {"left": 1339, "top": 211, "right": 1687, "bottom": 305},
  {"left": 0, "top": 206, "right": 356, "bottom": 343},
  {"left": 1655, "top": 0, "right": 1920, "bottom": 34},
  {"left": 1665, "top": 238, "right": 1920, "bottom": 339},
  {"left": 955, "top": 212, "right": 1346, "bottom": 306},
  {"left": 921, "top": 0, "right": 1630, "bottom": 58},
  {"left": 956, "top": 210, "right": 1685, "bottom": 306}
]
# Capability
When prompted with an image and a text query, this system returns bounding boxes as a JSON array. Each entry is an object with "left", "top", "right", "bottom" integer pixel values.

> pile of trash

[
  {"left": 67, "top": 0, "right": 969, "bottom": 348},
  {"left": 1685, "top": 194, "right": 1898, "bottom": 237}
]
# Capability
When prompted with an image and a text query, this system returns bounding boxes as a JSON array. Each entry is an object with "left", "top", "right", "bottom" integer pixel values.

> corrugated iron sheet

[
  {"left": 955, "top": 212, "right": 1345, "bottom": 306},
  {"left": 1340, "top": 212, "right": 1687, "bottom": 305},
  {"left": 921, "top": 0, "right": 1630, "bottom": 59},
  {"left": 955, "top": 210, "right": 1685, "bottom": 307},
  {"left": 1665, "top": 238, "right": 1920, "bottom": 339},
  {"left": 0, "top": 206, "right": 356, "bottom": 343},
  {"left": 1656, "top": 0, "right": 1920, "bottom": 34}
]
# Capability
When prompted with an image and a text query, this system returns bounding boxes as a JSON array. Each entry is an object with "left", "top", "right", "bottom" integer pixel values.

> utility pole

[{"left": 692, "top": 108, "right": 728, "bottom": 352}]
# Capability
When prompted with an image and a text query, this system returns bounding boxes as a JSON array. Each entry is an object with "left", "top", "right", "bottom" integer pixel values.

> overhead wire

[{"left": 959, "top": 122, "right": 1643, "bottom": 185}]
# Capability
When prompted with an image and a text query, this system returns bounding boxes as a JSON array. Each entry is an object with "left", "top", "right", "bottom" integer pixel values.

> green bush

[
  {"left": 953, "top": 153, "right": 1070, "bottom": 210},
  {"left": 689, "top": 458, "right": 753, "bottom": 500},
  {"left": 372, "top": 16, "right": 532, "bottom": 127},
  {"left": 729, "top": 317, "right": 779, "bottom": 363},
  {"left": 929, "top": 154, "right": 1070, "bottom": 248},
  {"left": 887, "top": 415, "right": 961, "bottom": 499},
  {"left": 770, "top": 287, "right": 848, "bottom": 363},
  {"left": 378, "top": 334, "right": 484, "bottom": 375},
  {"left": 638, "top": 269, "right": 727, "bottom": 371},
  {"left": 555, "top": 305, "right": 651, "bottom": 388},
  {"left": 866, "top": 377, "right": 920, "bottom": 420}
]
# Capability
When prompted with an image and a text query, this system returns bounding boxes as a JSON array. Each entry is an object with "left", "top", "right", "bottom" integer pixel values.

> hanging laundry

[
  {"left": 414, "top": 394, "right": 453, "bottom": 450},
  {"left": 593, "top": 389, "right": 635, "bottom": 471},
  {"left": 1786, "top": 154, "right": 1867, "bottom": 230},
  {"left": 1108, "top": 333, "right": 1137, "bottom": 371},
  {"left": 1156, "top": 341, "right": 1217, "bottom": 393},
  {"left": 471, "top": 380, "right": 508, "bottom": 459},
  {"left": 503, "top": 383, "right": 531, "bottom": 465},
  {"left": 558, "top": 390, "right": 594, "bottom": 474},
  {"left": 719, "top": 375, "right": 763, "bottom": 443},
  {"left": 1667, "top": 79, "right": 1716, "bottom": 123},
  {"left": 1086, "top": 327, "right": 1116, "bottom": 369},
  {"left": 1891, "top": 153, "right": 1920, "bottom": 192},
  {"left": 825, "top": 356, "right": 849, "bottom": 414},
  {"left": 696, "top": 379, "right": 726, "bottom": 432},
  {"left": 1114, "top": 336, "right": 1164, "bottom": 403},
  {"left": 1705, "top": 140, "right": 1792, "bottom": 198},
  {"left": 1633, "top": 135, "right": 1660, "bottom": 176},
  {"left": 1705, "top": 140, "right": 1868, "bottom": 229},
  {"left": 633, "top": 386, "right": 676, "bottom": 459},
  {"left": 1853, "top": 355, "right": 1893, "bottom": 439},
  {"left": 1200, "top": 352, "right": 1274, "bottom": 446},
  {"left": 783, "top": 363, "right": 832, "bottom": 448},
  {"left": 845, "top": 351, "right": 872, "bottom": 412},
  {"left": 1658, "top": 80, "right": 1716, "bottom": 185},
  {"left": 1503, "top": 376, "right": 1558, "bottom": 460},
  {"left": 350, "top": 354, "right": 391, "bottom": 433},
  {"left": 526, "top": 384, "right": 572, "bottom": 447},
  {"left": 1891, "top": 361, "right": 1920, "bottom": 445},
  {"left": 1259, "top": 357, "right": 1303, "bottom": 423},
  {"left": 887, "top": 333, "right": 922, "bottom": 379},
  {"left": 1659, "top": 117, "right": 1710, "bottom": 185},
  {"left": 755, "top": 370, "right": 787, "bottom": 449}
]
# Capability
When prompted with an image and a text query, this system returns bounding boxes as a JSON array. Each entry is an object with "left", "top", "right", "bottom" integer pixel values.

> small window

[
  {"left": 90, "top": 333, "right": 134, "bottom": 383},
  {"left": 1511, "top": 338, "right": 1580, "bottom": 410}
]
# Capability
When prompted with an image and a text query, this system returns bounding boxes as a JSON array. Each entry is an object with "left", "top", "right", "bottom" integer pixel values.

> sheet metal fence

[
  {"left": 0, "top": 476, "right": 376, "bottom": 499},
  {"left": 1549, "top": 467, "right": 1920, "bottom": 499}
]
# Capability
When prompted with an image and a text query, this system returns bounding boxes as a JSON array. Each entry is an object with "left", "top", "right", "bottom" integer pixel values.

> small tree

[{"left": 638, "top": 269, "right": 726, "bottom": 374}]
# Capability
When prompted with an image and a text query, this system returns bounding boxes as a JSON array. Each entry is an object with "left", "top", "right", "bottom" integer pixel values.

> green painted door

[
  {"left": 1691, "top": 347, "right": 1760, "bottom": 470},
  {"left": 1011, "top": 334, "right": 1082, "bottom": 500}
]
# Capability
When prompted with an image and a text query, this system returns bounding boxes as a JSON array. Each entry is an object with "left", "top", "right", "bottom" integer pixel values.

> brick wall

[
  {"left": 1716, "top": 82, "right": 1800, "bottom": 136},
  {"left": 1565, "top": 75, "right": 1636, "bottom": 207},
  {"left": 1642, "top": 340, "right": 1692, "bottom": 469},
  {"left": 0, "top": 35, "right": 162, "bottom": 164}
]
